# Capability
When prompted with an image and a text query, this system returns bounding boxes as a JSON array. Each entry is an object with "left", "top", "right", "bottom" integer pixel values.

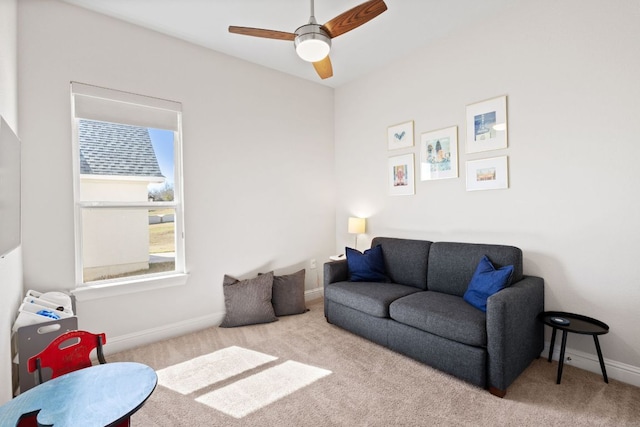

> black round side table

[{"left": 538, "top": 311, "right": 609, "bottom": 384}]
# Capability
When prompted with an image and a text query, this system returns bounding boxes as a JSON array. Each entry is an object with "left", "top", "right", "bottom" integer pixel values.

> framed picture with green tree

[{"left": 420, "top": 125, "right": 458, "bottom": 181}]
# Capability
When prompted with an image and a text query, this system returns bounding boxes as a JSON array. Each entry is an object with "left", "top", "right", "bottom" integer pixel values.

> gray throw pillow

[
  {"left": 220, "top": 272, "right": 277, "bottom": 328},
  {"left": 271, "top": 269, "right": 308, "bottom": 317}
]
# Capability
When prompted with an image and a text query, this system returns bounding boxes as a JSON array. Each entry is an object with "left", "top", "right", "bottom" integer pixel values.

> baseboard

[
  {"left": 105, "top": 311, "right": 223, "bottom": 355},
  {"left": 104, "top": 288, "right": 324, "bottom": 355},
  {"left": 543, "top": 341, "right": 640, "bottom": 388},
  {"left": 305, "top": 287, "right": 324, "bottom": 302}
]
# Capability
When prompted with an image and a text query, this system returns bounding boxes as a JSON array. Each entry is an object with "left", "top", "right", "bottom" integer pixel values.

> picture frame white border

[
  {"left": 465, "top": 156, "right": 509, "bottom": 191},
  {"left": 465, "top": 95, "right": 508, "bottom": 153},
  {"left": 419, "top": 125, "right": 459, "bottom": 181},
  {"left": 387, "top": 120, "right": 414, "bottom": 150},
  {"left": 388, "top": 153, "right": 415, "bottom": 196}
]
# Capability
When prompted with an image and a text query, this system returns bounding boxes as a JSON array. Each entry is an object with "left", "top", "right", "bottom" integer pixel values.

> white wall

[
  {"left": 0, "top": 0, "right": 17, "bottom": 129},
  {"left": 334, "top": 0, "right": 640, "bottom": 379},
  {"left": 18, "top": 0, "right": 335, "bottom": 348},
  {"left": 0, "top": 0, "right": 23, "bottom": 404}
]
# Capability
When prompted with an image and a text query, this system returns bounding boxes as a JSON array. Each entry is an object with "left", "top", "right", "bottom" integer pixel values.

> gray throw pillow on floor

[
  {"left": 271, "top": 269, "right": 308, "bottom": 316},
  {"left": 220, "top": 272, "right": 277, "bottom": 328}
]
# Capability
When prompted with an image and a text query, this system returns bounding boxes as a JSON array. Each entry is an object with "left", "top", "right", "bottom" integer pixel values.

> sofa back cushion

[
  {"left": 427, "top": 242, "right": 523, "bottom": 297},
  {"left": 371, "top": 237, "right": 432, "bottom": 289}
]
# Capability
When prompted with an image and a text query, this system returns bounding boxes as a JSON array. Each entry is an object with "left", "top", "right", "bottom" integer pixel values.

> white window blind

[{"left": 71, "top": 82, "right": 181, "bottom": 131}]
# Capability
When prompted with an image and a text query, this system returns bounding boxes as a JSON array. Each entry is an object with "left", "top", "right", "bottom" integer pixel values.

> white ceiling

[{"left": 61, "top": 0, "right": 522, "bottom": 88}]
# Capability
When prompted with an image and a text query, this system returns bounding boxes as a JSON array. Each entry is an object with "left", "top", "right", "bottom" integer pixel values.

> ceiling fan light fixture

[
  {"left": 295, "top": 24, "right": 331, "bottom": 62},
  {"left": 229, "top": 0, "right": 388, "bottom": 79}
]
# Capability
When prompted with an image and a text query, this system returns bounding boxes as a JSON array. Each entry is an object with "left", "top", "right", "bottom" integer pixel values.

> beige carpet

[{"left": 109, "top": 300, "right": 640, "bottom": 426}]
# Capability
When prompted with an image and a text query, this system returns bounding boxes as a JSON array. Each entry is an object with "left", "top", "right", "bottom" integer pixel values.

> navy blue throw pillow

[
  {"left": 346, "top": 245, "right": 388, "bottom": 282},
  {"left": 463, "top": 255, "right": 514, "bottom": 312}
]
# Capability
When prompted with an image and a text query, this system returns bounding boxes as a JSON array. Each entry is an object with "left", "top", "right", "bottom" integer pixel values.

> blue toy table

[{"left": 0, "top": 362, "right": 157, "bottom": 427}]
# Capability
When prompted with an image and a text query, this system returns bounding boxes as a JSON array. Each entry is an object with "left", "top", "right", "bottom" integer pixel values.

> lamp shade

[{"left": 348, "top": 217, "right": 366, "bottom": 234}]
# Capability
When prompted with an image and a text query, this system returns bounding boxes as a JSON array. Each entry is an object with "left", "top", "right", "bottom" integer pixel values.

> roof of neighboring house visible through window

[{"left": 79, "top": 119, "right": 164, "bottom": 178}]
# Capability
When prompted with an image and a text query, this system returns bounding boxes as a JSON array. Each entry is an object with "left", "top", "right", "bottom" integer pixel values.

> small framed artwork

[
  {"left": 388, "top": 154, "right": 415, "bottom": 196},
  {"left": 420, "top": 126, "right": 458, "bottom": 181},
  {"left": 387, "top": 120, "right": 414, "bottom": 150},
  {"left": 466, "top": 96, "right": 507, "bottom": 153},
  {"left": 466, "top": 156, "right": 509, "bottom": 191}
]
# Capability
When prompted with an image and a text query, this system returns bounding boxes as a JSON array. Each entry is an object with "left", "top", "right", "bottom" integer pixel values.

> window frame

[{"left": 69, "top": 82, "right": 186, "bottom": 296}]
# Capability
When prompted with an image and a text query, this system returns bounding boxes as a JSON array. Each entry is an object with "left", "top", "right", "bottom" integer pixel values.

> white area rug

[
  {"left": 195, "top": 360, "right": 332, "bottom": 419},
  {"left": 156, "top": 345, "right": 277, "bottom": 395}
]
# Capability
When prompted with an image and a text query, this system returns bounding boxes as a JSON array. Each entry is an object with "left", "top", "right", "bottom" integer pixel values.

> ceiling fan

[{"left": 229, "top": 0, "right": 388, "bottom": 80}]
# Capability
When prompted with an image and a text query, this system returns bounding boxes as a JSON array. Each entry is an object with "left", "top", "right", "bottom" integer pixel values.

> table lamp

[{"left": 348, "top": 217, "right": 366, "bottom": 249}]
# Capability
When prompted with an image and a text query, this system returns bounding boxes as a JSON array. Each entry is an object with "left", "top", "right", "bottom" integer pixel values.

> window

[{"left": 70, "top": 82, "right": 185, "bottom": 288}]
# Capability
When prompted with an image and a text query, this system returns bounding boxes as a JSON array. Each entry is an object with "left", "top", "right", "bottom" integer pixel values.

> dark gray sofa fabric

[
  {"left": 388, "top": 320, "right": 487, "bottom": 387},
  {"left": 486, "top": 275, "right": 545, "bottom": 391},
  {"left": 371, "top": 237, "right": 432, "bottom": 289},
  {"left": 390, "top": 291, "right": 487, "bottom": 347},
  {"left": 325, "top": 281, "right": 421, "bottom": 318},
  {"left": 324, "top": 237, "right": 544, "bottom": 396},
  {"left": 326, "top": 300, "right": 392, "bottom": 347},
  {"left": 427, "top": 242, "right": 523, "bottom": 297}
]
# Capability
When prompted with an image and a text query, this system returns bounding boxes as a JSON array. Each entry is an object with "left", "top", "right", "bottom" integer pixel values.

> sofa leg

[{"left": 488, "top": 387, "right": 506, "bottom": 398}]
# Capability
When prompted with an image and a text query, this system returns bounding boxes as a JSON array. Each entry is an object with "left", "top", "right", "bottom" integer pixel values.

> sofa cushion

[
  {"left": 427, "top": 242, "right": 523, "bottom": 297},
  {"left": 325, "top": 282, "right": 421, "bottom": 318},
  {"left": 371, "top": 237, "right": 432, "bottom": 290},
  {"left": 389, "top": 291, "right": 487, "bottom": 347},
  {"left": 346, "top": 245, "right": 389, "bottom": 282},
  {"left": 463, "top": 256, "right": 514, "bottom": 312}
]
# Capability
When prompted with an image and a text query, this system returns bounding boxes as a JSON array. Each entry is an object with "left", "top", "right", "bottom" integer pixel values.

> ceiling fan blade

[
  {"left": 313, "top": 56, "right": 333, "bottom": 80},
  {"left": 322, "top": 0, "right": 387, "bottom": 39},
  {"left": 228, "top": 26, "right": 296, "bottom": 41}
]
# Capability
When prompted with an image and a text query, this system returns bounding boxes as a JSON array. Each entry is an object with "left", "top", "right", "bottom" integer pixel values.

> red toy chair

[
  {"left": 27, "top": 330, "right": 107, "bottom": 385},
  {"left": 23, "top": 330, "right": 130, "bottom": 427}
]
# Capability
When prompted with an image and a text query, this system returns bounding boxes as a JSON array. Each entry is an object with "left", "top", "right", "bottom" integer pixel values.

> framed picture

[
  {"left": 466, "top": 96, "right": 507, "bottom": 153},
  {"left": 465, "top": 156, "right": 509, "bottom": 191},
  {"left": 420, "top": 126, "right": 458, "bottom": 181},
  {"left": 387, "top": 120, "right": 414, "bottom": 150},
  {"left": 388, "top": 154, "right": 415, "bottom": 196}
]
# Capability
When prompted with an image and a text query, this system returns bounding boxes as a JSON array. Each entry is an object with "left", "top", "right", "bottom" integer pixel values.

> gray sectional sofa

[{"left": 323, "top": 237, "right": 544, "bottom": 397}]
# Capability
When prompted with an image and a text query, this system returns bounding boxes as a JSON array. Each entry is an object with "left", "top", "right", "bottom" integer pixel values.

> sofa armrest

[
  {"left": 323, "top": 260, "right": 348, "bottom": 317},
  {"left": 486, "top": 275, "right": 544, "bottom": 394},
  {"left": 324, "top": 260, "right": 348, "bottom": 287}
]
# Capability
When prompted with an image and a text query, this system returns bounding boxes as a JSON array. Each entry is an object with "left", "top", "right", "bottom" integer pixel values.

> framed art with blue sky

[
  {"left": 420, "top": 126, "right": 458, "bottom": 181},
  {"left": 466, "top": 96, "right": 507, "bottom": 153},
  {"left": 466, "top": 156, "right": 509, "bottom": 191},
  {"left": 387, "top": 120, "right": 414, "bottom": 150},
  {"left": 388, "top": 153, "right": 415, "bottom": 196}
]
